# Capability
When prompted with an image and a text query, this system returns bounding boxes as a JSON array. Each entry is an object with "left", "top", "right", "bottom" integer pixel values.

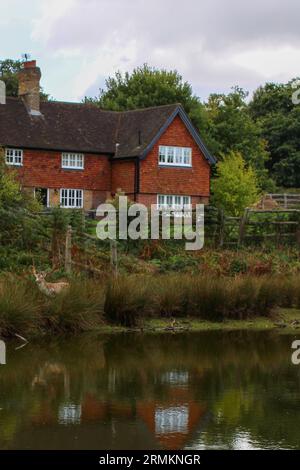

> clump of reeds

[
  {"left": 44, "top": 280, "right": 105, "bottom": 333},
  {"left": 0, "top": 275, "right": 43, "bottom": 336},
  {"left": 0, "top": 273, "right": 299, "bottom": 335},
  {"left": 104, "top": 276, "right": 152, "bottom": 327}
]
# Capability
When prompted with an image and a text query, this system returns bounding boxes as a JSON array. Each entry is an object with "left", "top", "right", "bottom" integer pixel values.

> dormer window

[
  {"left": 61, "top": 152, "right": 84, "bottom": 170},
  {"left": 5, "top": 148, "right": 23, "bottom": 166},
  {"left": 159, "top": 146, "right": 192, "bottom": 167}
]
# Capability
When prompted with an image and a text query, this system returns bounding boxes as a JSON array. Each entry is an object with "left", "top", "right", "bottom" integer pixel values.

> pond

[{"left": 0, "top": 330, "right": 300, "bottom": 450}]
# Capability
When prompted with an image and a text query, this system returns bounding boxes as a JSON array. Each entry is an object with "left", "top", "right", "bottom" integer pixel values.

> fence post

[
  {"left": 284, "top": 193, "right": 288, "bottom": 209},
  {"left": 65, "top": 225, "right": 72, "bottom": 274},
  {"left": 238, "top": 208, "right": 249, "bottom": 246},
  {"left": 110, "top": 239, "right": 118, "bottom": 277}
]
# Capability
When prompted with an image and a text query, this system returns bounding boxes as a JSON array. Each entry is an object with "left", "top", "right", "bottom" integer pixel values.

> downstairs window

[
  {"left": 157, "top": 194, "right": 191, "bottom": 210},
  {"left": 60, "top": 189, "right": 83, "bottom": 208}
]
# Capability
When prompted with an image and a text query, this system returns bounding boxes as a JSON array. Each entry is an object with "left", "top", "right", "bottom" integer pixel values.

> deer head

[{"left": 32, "top": 265, "right": 55, "bottom": 284}]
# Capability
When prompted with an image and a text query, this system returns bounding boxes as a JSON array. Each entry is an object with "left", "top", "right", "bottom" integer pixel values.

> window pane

[
  {"left": 167, "top": 147, "right": 174, "bottom": 163},
  {"left": 159, "top": 147, "right": 166, "bottom": 163},
  {"left": 183, "top": 148, "right": 191, "bottom": 165},
  {"left": 158, "top": 195, "right": 164, "bottom": 206},
  {"left": 167, "top": 195, "right": 173, "bottom": 206},
  {"left": 175, "top": 148, "right": 182, "bottom": 164}
]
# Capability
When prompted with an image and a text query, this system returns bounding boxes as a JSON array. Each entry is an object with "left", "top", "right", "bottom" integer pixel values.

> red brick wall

[
  {"left": 139, "top": 115, "right": 210, "bottom": 199},
  {"left": 16, "top": 149, "right": 111, "bottom": 191},
  {"left": 111, "top": 159, "right": 136, "bottom": 196}
]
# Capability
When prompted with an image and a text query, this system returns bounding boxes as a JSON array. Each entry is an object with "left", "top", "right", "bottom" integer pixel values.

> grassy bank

[
  {"left": 0, "top": 274, "right": 300, "bottom": 338},
  {"left": 146, "top": 309, "right": 300, "bottom": 333}
]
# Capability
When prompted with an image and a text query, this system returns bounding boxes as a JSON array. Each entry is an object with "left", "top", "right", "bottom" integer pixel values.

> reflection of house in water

[
  {"left": 137, "top": 370, "right": 206, "bottom": 450},
  {"left": 26, "top": 366, "right": 206, "bottom": 450},
  {"left": 80, "top": 369, "right": 206, "bottom": 449},
  {"left": 58, "top": 404, "right": 82, "bottom": 426}
]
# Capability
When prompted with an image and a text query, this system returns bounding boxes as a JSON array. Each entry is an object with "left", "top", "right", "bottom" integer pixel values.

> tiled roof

[{"left": 0, "top": 98, "right": 215, "bottom": 163}]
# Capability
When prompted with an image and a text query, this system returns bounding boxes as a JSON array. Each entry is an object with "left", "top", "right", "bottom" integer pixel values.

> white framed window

[
  {"left": 157, "top": 194, "right": 191, "bottom": 210},
  {"left": 159, "top": 146, "right": 192, "bottom": 167},
  {"left": 5, "top": 148, "right": 23, "bottom": 166},
  {"left": 60, "top": 189, "right": 83, "bottom": 208},
  {"left": 61, "top": 153, "right": 84, "bottom": 169}
]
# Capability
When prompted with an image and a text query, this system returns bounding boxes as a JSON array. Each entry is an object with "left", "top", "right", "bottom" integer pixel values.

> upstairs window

[
  {"left": 5, "top": 148, "right": 23, "bottom": 166},
  {"left": 159, "top": 146, "right": 192, "bottom": 167},
  {"left": 61, "top": 153, "right": 84, "bottom": 169},
  {"left": 157, "top": 194, "right": 191, "bottom": 210},
  {"left": 60, "top": 189, "right": 83, "bottom": 208}
]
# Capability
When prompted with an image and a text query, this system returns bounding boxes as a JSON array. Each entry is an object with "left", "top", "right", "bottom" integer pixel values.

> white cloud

[{"left": 17, "top": 0, "right": 300, "bottom": 100}]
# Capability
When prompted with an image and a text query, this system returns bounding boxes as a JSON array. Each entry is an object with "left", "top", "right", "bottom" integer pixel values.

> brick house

[{"left": 0, "top": 60, "right": 216, "bottom": 211}]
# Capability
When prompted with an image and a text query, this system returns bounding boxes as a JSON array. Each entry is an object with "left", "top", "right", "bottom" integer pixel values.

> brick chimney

[{"left": 18, "top": 60, "right": 41, "bottom": 115}]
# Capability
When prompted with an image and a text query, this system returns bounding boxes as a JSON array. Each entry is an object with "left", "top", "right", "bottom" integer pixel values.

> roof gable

[{"left": 140, "top": 105, "right": 216, "bottom": 165}]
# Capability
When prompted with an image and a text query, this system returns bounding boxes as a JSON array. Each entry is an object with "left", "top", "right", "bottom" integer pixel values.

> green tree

[
  {"left": 204, "top": 87, "right": 272, "bottom": 188},
  {"left": 0, "top": 148, "right": 21, "bottom": 208},
  {"left": 211, "top": 151, "right": 259, "bottom": 216},
  {"left": 86, "top": 64, "right": 201, "bottom": 111},
  {"left": 0, "top": 59, "right": 49, "bottom": 100},
  {"left": 85, "top": 64, "right": 209, "bottom": 135},
  {"left": 249, "top": 80, "right": 300, "bottom": 187}
]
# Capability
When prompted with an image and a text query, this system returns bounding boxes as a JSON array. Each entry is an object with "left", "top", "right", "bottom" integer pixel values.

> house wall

[
  {"left": 15, "top": 149, "right": 111, "bottom": 210},
  {"left": 139, "top": 115, "right": 210, "bottom": 206},
  {"left": 111, "top": 159, "right": 136, "bottom": 198},
  {"left": 8, "top": 115, "right": 211, "bottom": 210}
]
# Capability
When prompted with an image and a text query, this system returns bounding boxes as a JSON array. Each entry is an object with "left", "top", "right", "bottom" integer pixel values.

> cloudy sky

[{"left": 1, "top": 0, "right": 299, "bottom": 102}]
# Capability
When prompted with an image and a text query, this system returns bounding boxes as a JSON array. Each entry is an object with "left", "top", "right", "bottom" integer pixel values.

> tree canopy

[
  {"left": 89, "top": 65, "right": 300, "bottom": 190},
  {"left": 249, "top": 80, "right": 300, "bottom": 187},
  {"left": 211, "top": 151, "right": 259, "bottom": 216}
]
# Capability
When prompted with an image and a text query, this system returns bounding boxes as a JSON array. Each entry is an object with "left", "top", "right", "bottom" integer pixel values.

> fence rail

[{"left": 267, "top": 193, "right": 300, "bottom": 208}]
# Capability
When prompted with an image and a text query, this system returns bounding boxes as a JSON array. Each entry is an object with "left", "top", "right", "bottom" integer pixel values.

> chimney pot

[
  {"left": 18, "top": 60, "right": 41, "bottom": 115},
  {"left": 24, "top": 60, "right": 37, "bottom": 69}
]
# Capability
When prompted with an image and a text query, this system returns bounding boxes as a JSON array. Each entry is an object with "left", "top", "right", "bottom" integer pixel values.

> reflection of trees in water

[{"left": 0, "top": 331, "right": 299, "bottom": 449}]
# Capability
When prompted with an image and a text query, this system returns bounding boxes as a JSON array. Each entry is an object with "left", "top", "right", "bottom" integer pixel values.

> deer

[{"left": 32, "top": 265, "right": 70, "bottom": 297}]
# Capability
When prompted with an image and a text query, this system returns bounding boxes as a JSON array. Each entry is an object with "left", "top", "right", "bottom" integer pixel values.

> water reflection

[{"left": 0, "top": 331, "right": 300, "bottom": 449}]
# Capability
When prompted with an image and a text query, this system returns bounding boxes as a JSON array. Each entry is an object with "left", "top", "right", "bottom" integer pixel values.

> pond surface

[{"left": 0, "top": 330, "right": 300, "bottom": 450}]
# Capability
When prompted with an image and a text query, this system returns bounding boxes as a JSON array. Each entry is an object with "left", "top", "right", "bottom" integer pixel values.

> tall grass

[
  {"left": 104, "top": 276, "right": 151, "bottom": 327},
  {"left": 0, "top": 276, "right": 105, "bottom": 337},
  {"left": 104, "top": 274, "right": 300, "bottom": 325},
  {"left": 0, "top": 274, "right": 299, "bottom": 335},
  {"left": 44, "top": 281, "right": 105, "bottom": 333}
]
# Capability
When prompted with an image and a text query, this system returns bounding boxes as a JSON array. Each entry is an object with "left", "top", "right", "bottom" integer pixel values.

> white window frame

[
  {"left": 60, "top": 189, "right": 83, "bottom": 208},
  {"left": 61, "top": 153, "right": 84, "bottom": 170},
  {"left": 5, "top": 148, "right": 23, "bottom": 166},
  {"left": 158, "top": 146, "right": 192, "bottom": 167},
  {"left": 157, "top": 194, "right": 191, "bottom": 210}
]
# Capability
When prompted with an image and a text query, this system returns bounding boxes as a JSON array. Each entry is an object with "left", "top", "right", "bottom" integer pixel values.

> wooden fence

[
  {"left": 267, "top": 193, "right": 300, "bottom": 209},
  {"left": 204, "top": 206, "right": 300, "bottom": 248}
]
